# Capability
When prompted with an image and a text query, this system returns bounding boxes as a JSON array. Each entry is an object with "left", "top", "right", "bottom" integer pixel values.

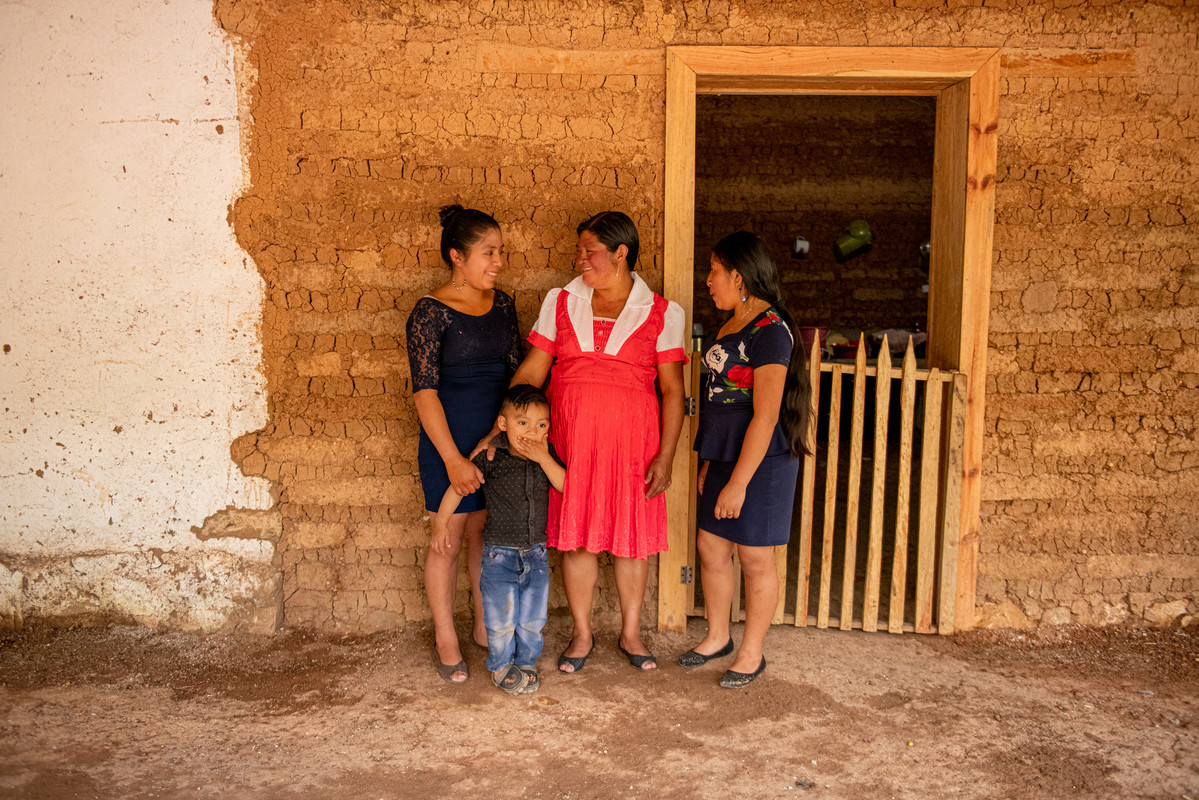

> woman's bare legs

[
  {"left": 425, "top": 509, "right": 486, "bottom": 677},
  {"left": 614, "top": 556, "right": 655, "bottom": 667},
  {"left": 729, "top": 543, "right": 777, "bottom": 673},
  {"left": 559, "top": 548, "right": 597, "bottom": 669},
  {"left": 691, "top": 531, "right": 777, "bottom": 671},
  {"left": 693, "top": 530, "right": 736, "bottom": 654}
]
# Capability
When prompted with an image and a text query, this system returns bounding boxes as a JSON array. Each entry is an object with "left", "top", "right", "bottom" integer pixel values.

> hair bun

[{"left": 438, "top": 204, "right": 465, "bottom": 228}]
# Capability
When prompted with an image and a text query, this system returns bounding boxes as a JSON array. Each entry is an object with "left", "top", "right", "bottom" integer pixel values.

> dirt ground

[{"left": 1, "top": 617, "right": 1197, "bottom": 800}]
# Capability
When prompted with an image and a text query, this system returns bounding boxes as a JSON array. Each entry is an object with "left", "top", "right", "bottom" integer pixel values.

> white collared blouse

[{"left": 527, "top": 273, "right": 686, "bottom": 364}]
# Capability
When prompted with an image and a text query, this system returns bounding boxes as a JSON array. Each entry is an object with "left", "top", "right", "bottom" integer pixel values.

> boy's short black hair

[{"left": 502, "top": 383, "right": 549, "bottom": 413}]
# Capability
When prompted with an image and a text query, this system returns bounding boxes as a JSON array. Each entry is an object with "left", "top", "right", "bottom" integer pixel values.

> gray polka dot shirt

[{"left": 472, "top": 433, "right": 564, "bottom": 548}]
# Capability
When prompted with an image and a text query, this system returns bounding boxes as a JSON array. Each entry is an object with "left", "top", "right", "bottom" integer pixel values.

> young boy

[{"left": 432, "top": 384, "right": 565, "bottom": 695}]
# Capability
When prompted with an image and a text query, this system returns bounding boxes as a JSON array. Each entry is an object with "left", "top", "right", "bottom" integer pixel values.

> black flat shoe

[
  {"left": 557, "top": 636, "right": 594, "bottom": 673},
  {"left": 720, "top": 656, "right": 766, "bottom": 689},
  {"left": 677, "top": 637, "right": 735, "bottom": 668},
  {"left": 618, "top": 640, "right": 658, "bottom": 671}
]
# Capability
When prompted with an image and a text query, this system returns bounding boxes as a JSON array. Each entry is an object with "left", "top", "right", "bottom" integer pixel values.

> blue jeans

[{"left": 480, "top": 544, "right": 549, "bottom": 673}]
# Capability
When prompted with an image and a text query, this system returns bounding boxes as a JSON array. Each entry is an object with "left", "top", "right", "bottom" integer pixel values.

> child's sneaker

[
  {"left": 492, "top": 664, "right": 528, "bottom": 695},
  {"left": 518, "top": 666, "right": 539, "bottom": 694}
]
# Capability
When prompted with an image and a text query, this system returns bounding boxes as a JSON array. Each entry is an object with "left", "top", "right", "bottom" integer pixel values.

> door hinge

[
  {"left": 684, "top": 397, "right": 697, "bottom": 416},
  {"left": 680, "top": 565, "right": 694, "bottom": 585}
]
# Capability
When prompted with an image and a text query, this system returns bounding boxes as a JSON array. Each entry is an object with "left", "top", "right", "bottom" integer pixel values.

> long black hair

[
  {"left": 711, "top": 231, "right": 813, "bottom": 458},
  {"left": 438, "top": 204, "right": 499, "bottom": 267},
  {"left": 576, "top": 211, "right": 639, "bottom": 270}
]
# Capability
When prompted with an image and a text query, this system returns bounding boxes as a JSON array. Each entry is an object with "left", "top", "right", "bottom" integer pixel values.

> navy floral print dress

[{"left": 695, "top": 308, "right": 800, "bottom": 547}]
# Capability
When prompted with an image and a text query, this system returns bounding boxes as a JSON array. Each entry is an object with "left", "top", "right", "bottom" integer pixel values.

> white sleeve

[
  {"left": 528, "top": 288, "right": 562, "bottom": 352},
  {"left": 656, "top": 300, "right": 687, "bottom": 354}
]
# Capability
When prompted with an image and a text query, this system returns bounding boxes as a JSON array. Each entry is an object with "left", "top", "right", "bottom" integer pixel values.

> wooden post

[
  {"left": 818, "top": 364, "right": 842, "bottom": 629},
  {"left": 927, "top": 55, "right": 999, "bottom": 632},
  {"left": 658, "top": 50, "right": 696, "bottom": 632},
  {"left": 862, "top": 337, "right": 891, "bottom": 632},
  {"left": 685, "top": 355, "right": 702, "bottom": 617},
  {"left": 915, "top": 371, "right": 944, "bottom": 633},
  {"left": 938, "top": 373, "right": 968, "bottom": 634},
  {"left": 889, "top": 341, "right": 918, "bottom": 633},
  {"left": 840, "top": 336, "right": 868, "bottom": 630},
  {"left": 953, "top": 53, "right": 999, "bottom": 630}
]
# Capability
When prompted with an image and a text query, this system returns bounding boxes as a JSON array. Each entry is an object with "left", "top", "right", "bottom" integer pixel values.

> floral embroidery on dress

[
  {"left": 709, "top": 356, "right": 754, "bottom": 402},
  {"left": 706, "top": 309, "right": 788, "bottom": 404},
  {"left": 727, "top": 365, "right": 754, "bottom": 387},
  {"left": 756, "top": 309, "right": 784, "bottom": 329},
  {"left": 704, "top": 345, "right": 728, "bottom": 373}
]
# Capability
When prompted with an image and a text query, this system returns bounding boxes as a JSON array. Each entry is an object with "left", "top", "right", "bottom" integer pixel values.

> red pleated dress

[{"left": 527, "top": 275, "right": 686, "bottom": 559}]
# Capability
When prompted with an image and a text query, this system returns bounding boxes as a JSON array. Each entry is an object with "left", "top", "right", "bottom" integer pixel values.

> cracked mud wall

[
  {"left": 0, "top": 0, "right": 279, "bottom": 632},
  {"left": 215, "top": 0, "right": 673, "bottom": 633},
  {"left": 219, "top": 0, "right": 1197, "bottom": 634},
  {"left": 2, "top": 0, "right": 1191, "bottom": 636}
]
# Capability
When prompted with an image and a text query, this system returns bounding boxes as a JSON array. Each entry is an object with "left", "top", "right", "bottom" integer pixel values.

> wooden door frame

[{"left": 658, "top": 46, "right": 1000, "bottom": 633}]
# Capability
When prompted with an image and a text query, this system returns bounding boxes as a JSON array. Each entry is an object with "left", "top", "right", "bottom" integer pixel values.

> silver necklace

[{"left": 736, "top": 297, "right": 760, "bottom": 323}]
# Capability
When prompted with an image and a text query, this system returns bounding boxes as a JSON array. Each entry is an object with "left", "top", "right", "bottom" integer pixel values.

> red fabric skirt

[{"left": 546, "top": 353, "right": 667, "bottom": 559}]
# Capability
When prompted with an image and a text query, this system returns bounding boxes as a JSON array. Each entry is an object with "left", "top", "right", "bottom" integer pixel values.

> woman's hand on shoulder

[
  {"left": 644, "top": 452, "right": 673, "bottom": 499},
  {"left": 447, "top": 456, "right": 484, "bottom": 495},
  {"left": 467, "top": 427, "right": 501, "bottom": 462}
]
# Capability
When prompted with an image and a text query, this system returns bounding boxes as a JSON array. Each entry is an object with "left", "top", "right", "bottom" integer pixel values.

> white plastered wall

[{"left": 0, "top": 0, "right": 277, "bottom": 631}]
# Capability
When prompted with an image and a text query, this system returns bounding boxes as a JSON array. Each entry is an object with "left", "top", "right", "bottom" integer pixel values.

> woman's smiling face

[
  {"left": 454, "top": 226, "right": 503, "bottom": 290},
  {"left": 575, "top": 230, "right": 625, "bottom": 290}
]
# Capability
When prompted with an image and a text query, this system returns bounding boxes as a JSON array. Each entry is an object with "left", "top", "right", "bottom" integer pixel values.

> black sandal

[
  {"left": 618, "top": 640, "right": 658, "bottom": 671},
  {"left": 677, "top": 637, "right": 735, "bottom": 668},
  {"left": 720, "top": 656, "right": 766, "bottom": 689},
  {"left": 557, "top": 636, "right": 594, "bottom": 673}
]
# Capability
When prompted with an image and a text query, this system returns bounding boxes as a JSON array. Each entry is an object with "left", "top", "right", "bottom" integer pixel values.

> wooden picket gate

[{"left": 686, "top": 335, "right": 968, "bottom": 635}]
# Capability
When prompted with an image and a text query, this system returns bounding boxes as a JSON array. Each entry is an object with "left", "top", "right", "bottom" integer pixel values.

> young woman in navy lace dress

[
  {"left": 406, "top": 205, "right": 522, "bottom": 683},
  {"left": 676, "top": 231, "right": 812, "bottom": 689}
]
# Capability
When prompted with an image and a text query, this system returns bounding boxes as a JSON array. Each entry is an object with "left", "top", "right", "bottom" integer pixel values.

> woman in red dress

[{"left": 512, "top": 212, "right": 686, "bottom": 672}]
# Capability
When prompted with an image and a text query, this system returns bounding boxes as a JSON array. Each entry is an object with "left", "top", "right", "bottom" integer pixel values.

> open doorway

[
  {"left": 691, "top": 92, "right": 937, "bottom": 631},
  {"left": 691, "top": 93, "right": 935, "bottom": 349},
  {"left": 657, "top": 47, "right": 1000, "bottom": 635}
]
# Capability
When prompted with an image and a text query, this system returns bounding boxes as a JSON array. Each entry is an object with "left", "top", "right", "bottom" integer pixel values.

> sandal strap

[{"left": 493, "top": 664, "right": 529, "bottom": 693}]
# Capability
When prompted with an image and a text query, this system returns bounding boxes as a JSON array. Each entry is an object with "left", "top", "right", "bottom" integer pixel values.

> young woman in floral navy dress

[{"left": 677, "top": 231, "right": 812, "bottom": 689}]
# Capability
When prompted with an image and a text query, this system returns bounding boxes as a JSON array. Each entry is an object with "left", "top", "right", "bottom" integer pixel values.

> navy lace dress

[{"left": 406, "top": 290, "right": 522, "bottom": 512}]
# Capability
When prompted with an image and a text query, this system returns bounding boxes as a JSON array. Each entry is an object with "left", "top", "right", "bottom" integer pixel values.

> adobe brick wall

[{"left": 215, "top": 0, "right": 1198, "bottom": 633}]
